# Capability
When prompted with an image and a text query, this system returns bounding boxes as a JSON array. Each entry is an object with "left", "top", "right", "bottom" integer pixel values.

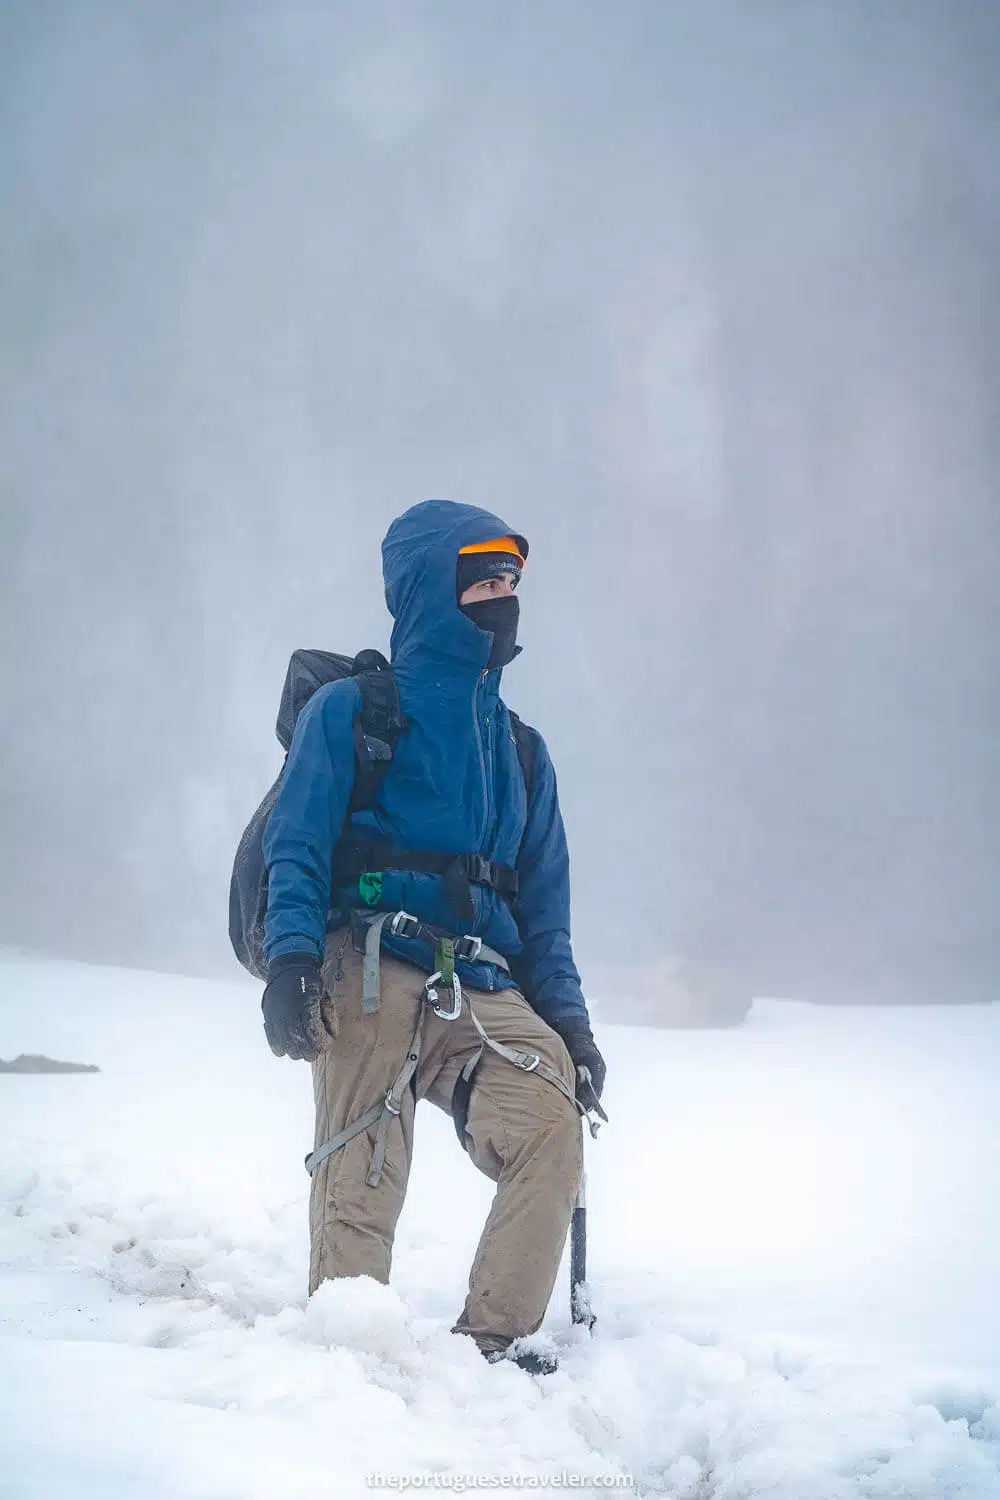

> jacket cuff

[
  {"left": 551, "top": 1015, "right": 594, "bottom": 1045},
  {"left": 267, "top": 950, "right": 323, "bottom": 980}
]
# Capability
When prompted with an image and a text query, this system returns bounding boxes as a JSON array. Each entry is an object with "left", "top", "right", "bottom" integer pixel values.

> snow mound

[{"left": 301, "top": 1274, "right": 412, "bottom": 1359}]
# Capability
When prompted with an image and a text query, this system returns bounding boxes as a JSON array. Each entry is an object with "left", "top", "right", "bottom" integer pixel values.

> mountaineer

[{"left": 252, "top": 499, "right": 606, "bottom": 1372}]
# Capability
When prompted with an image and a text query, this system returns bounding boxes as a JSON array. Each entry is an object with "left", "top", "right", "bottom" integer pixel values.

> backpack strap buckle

[{"left": 389, "top": 910, "right": 420, "bottom": 939}]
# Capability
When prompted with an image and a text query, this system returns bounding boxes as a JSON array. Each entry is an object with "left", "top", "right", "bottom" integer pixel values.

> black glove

[
  {"left": 262, "top": 953, "right": 330, "bottom": 1061},
  {"left": 554, "top": 1020, "right": 607, "bottom": 1104}
]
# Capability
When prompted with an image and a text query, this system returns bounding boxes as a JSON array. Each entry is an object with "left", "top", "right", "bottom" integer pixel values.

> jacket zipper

[{"left": 473, "top": 670, "right": 489, "bottom": 849}]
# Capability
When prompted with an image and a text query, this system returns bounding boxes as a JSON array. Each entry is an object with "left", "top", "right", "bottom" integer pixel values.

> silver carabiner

[{"left": 431, "top": 971, "right": 463, "bottom": 1021}]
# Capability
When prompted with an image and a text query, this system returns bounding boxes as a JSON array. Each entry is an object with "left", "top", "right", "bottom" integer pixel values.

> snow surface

[{"left": 1, "top": 949, "right": 999, "bottom": 1499}]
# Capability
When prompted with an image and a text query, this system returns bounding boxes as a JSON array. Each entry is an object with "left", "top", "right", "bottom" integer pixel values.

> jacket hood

[{"left": 382, "top": 499, "right": 528, "bottom": 671}]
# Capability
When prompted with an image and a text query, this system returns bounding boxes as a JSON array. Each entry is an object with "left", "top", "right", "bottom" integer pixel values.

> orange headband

[{"left": 458, "top": 536, "right": 525, "bottom": 562}]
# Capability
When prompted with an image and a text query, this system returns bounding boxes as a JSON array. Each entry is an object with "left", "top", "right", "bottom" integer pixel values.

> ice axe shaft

[
  {"left": 570, "top": 1063, "right": 601, "bottom": 1329},
  {"left": 570, "top": 1169, "right": 595, "bottom": 1327}
]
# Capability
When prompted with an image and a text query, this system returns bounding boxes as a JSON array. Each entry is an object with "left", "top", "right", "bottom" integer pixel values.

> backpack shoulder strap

[
  {"left": 508, "top": 710, "right": 540, "bottom": 803},
  {"left": 350, "top": 656, "right": 408, "bottom": 811}
]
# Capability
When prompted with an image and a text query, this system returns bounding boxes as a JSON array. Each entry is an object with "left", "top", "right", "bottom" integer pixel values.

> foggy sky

[{"left": 2, "top": 0, "right": 998, "bottom": 1007}]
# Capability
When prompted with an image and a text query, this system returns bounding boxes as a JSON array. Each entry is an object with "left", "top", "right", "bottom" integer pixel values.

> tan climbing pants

[{"left": 308, "top": 933, "right": 584, "bottom": 1352}]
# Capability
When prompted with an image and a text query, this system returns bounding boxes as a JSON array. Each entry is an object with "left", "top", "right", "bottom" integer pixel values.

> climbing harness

[{"left": 303, "top": 910, "right": 604, "bottom": 1188}]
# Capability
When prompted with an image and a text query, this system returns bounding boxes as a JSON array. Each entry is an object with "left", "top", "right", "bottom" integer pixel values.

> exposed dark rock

[{"left": 0, "top": 1053, "right": 100, "bottom": 1074}]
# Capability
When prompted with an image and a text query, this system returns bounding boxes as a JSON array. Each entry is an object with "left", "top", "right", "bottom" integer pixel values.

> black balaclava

[
  {"left": 461, "top": 594, "right": 520, "bottom": 669},
  {"left": 457, "top": 545, "right": 523, "bottom": 669}
]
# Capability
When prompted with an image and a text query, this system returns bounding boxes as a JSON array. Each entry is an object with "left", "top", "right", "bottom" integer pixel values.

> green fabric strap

[
  {"left": 435, "top": 936, "right": 456, "bottom": 987},
  {"left": 358, "top": 871, "right": 384, "bottom": 908}
]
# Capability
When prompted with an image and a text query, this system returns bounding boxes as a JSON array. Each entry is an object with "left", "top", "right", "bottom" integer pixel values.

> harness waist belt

[
  {"left": 378, "top": 910, "right": 510, "bottom": 970},
  {"left": 333, "top": 840, "right": 519, "bottom": 924},
  {"left": 333, "top": 841, "right": 518, "bottom": 897}
]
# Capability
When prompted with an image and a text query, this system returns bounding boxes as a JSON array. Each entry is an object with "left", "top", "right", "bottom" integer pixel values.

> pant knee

[{"left": 494, "top": 1085, "right": 583, "bottom": 1187}]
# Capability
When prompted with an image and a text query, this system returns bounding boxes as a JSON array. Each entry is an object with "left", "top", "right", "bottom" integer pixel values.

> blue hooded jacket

[{"left": 262, "top": 499, "right": 588, "bottom": 1031}]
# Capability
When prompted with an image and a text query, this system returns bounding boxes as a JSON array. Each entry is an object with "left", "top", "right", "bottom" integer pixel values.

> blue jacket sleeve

[
  {"left": 511, "top": 731, "right": 591, "bottom": 1033},
  {"left": 262, "top": 678, "right": 361, "bottom": 964}
]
